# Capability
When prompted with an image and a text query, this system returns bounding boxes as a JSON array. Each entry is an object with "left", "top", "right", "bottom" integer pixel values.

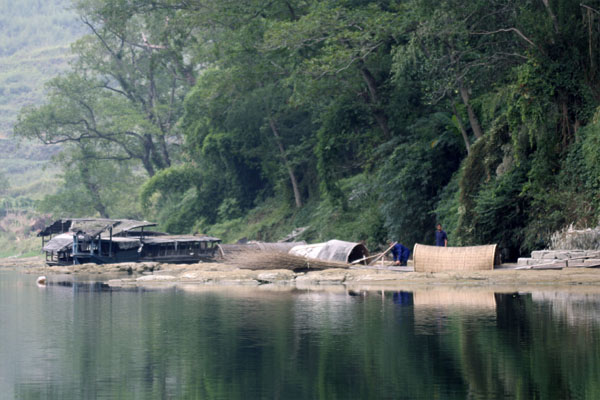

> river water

[{"left": 1, "top": 271, "right": 599, "bottom": 399}]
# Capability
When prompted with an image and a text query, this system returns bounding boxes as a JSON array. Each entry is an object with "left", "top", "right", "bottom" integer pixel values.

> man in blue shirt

[
  {"left": 389, "top": 241, "right": 411, "bottom": 266},
  {"left": 435, "top": 223, "right": 448, "bottom": 247}
]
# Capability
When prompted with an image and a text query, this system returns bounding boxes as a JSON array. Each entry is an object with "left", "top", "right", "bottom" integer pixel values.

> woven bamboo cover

[{"left": 413, "top": 243, "right": 497, "bottom": 272}]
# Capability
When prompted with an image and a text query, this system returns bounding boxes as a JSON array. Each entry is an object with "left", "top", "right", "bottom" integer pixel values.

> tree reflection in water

[{"left": 1, "top": 273, "right": 599, "bottom": 399}]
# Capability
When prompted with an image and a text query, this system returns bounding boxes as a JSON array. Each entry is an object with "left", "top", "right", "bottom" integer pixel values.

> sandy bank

[{"left": 2, "top": 256, "right": 600, "bottom": 293}]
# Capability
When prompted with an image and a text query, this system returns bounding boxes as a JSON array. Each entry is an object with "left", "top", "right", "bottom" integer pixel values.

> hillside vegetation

[
  {"left": 0, "top": 0, "right": 82, "bottom": 135},
  {"left": 9, "top": 0, "right": 600, "bottom": 259},
  {"left": 0, "top": 0, "right": 82, "bottom": 256}
]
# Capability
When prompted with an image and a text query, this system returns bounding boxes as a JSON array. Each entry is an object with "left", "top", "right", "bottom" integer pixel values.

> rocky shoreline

[
  {"left": 518, "top": 250, "right": 600, "bottom": 268},
  {"left": 2, "top": 256, "right": 600, "bottom": 293}
]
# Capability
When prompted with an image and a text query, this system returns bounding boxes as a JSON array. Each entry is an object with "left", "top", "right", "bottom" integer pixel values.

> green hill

[
  {"left": 0, "top": 0, "right": 82, "bottom": 136},
  {"left": 0, "top": 0, "right": 83, "bottom": 256}
]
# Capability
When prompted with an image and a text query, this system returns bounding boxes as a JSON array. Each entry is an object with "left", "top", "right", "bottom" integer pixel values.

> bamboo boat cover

[
  {"left": 289, "top": 240, "right": 369, "bottom": 264},
  {"left": 413, "top": 243, "right": 497, "bottom": 272}
]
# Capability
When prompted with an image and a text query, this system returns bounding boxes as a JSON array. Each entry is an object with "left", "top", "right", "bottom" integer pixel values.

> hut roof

[
  {"left": 42, "top": 233, "right": 73, "bottom": 252},
  {"left": 144, "top": 235, "right": 221, "bottom": 244},
  {"left": 38, "top": 218, "right": 156, "bottom": 237}
]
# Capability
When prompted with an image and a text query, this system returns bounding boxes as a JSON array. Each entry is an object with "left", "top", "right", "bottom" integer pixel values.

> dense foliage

[
  {"left": 0, "top": 0, "right": 83, "bottom": 256},
  {"left": 12, "top": 0, "right": 600, "bottom": 258}
]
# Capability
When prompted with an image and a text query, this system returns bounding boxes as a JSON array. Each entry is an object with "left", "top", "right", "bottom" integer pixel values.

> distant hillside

[
  {"left": 0, "top": 0, "right": 83, "bottom": 137},
  {"left": 0, "top": 45, "right": 76, "bottom": 136},
  {"left": 0, "top": 0, "right": 82, "bottom": 187},
  {"left": 0, "top": 0, "right": 83, "bottom": 256}
]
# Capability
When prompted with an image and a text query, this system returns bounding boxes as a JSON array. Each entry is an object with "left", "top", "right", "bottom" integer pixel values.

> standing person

[
  {"left": 389, "top": 241, "right": 411, "bottom": 266},
  {"left": 435, "top": 223, "right": 448, "bottom": 247}
]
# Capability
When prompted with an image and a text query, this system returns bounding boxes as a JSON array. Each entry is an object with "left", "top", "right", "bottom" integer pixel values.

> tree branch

[
  {"left": 99, "top": 81, "right": 130, "bottom": 98},
  {"left": 472, "top": 28, "right": 537, "bottom": 48},
  {"left": 581, "top": 4, "right": 600, "bottom": 15},
  {"left": 542, "top": 0, "right": 560, "bottom": 34},
  {"left": 81, "top": 17, "right": 118, "bottom": 58}
]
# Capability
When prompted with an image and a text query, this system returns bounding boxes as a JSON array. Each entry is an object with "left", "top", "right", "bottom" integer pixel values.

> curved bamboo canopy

[
  {"left": 289, "top": 240, "right": 369, "bottom": 264},
  {"left": 413, "top": 244, "right": 498, "bottom": 272}
]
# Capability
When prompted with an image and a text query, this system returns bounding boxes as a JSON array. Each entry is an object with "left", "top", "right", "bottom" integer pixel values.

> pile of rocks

[
  {"left": 518, "top": 250, "right": 600, "bottom": 269},
  {"left": 550, "top": 226, "right": 600, "bottom": 250}
]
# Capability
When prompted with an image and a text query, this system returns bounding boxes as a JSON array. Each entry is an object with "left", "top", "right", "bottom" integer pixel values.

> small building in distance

[{"left": 38, "top": 218, "right": 221, "bottom": 265}]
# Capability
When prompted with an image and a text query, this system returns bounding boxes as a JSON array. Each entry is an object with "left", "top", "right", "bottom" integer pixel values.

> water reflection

[
  {"left": 413, "top": 288, "right": 497, "bottom": 309},
  {"left": 411, "top": 288, "right": 497, "bottom": 336},
  {"left": 1, "top": 272, "right": 600, "bottom": 399},
  {"left": 530, "top": 291, "right": 600, "bottom": 326}
]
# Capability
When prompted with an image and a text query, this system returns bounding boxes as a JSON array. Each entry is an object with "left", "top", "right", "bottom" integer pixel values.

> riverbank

[{"left": 3, "top": 256, "right": 600, "bottom": 293}]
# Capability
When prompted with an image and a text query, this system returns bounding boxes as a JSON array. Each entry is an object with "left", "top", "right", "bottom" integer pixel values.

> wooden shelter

[
  {"left": 39, "top": 218, "right": 221, "bottom": 265},
  {"left": 412, "top": 243, "right": 498, "bottom": 272}
]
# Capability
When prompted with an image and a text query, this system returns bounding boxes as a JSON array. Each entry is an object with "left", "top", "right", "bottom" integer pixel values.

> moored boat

[{"left": 38, "top": 218, "right": 221, "bottom": 265}]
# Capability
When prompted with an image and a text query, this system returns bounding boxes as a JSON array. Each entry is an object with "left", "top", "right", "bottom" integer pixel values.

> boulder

[
  {"left": 517, "top": 258, "right": 531, "bottom": 266},
  {"left": 257, "top": 270, "right": 297, "bottom": 284}
]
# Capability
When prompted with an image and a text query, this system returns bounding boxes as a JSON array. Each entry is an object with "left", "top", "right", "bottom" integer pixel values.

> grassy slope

[{"left": 203, "top": 174, "right": 387, "bottom": 251}]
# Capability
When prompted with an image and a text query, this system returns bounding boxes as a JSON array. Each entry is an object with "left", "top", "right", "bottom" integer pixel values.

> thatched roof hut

[
  {"left": 289, "top": 240, "right": 369, "bottom": 264},
  {"left": 38, "top": 218, "right": 221, "bottom": 265},
  {"left": 412, "top": 243, "right": 498, "bottom": 272}
]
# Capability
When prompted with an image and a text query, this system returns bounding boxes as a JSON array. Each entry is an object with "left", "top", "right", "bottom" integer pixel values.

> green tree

[
  {"left": 38, "top": 143, "right": 142, "bottom": 219},
  {"left": 264, "top": 1, "right": 405, "bottom": 206},
  {"left": 15, "top": 0, "right": 199, "bottom": 177}
]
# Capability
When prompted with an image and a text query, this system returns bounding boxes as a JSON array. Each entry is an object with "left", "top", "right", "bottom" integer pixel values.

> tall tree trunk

[
  {"left": 144, "top": 133, "right": 171, "bottom": 174},
  {"left": 158, "top": 135, "right": 171, "bottom": 168},
  {"left": 141, "top": 135, "right": 156, "bottom": 177},
  {"left": 542, "top": 0, "right": 560, "bottom": 35},
  {"left": 80, "top": 162, "right": 109, "bottom": 218},
  {"left": 145, "top": 55, "right": 170, "bottom": 171},
  {"left": 269, "top": 118, "right": 303, "bottom": 208},
  {"left": 561, "top": 101, "right": 572, "bottom": 149},
  {"left": 285, "top": 1, "right": 297, "bottom": 20},
  {"left": 458, "top": 80, "right": 483, "bottom": 139},
  {"left": 452, "top": 102, "right": 471, "bottom": 154},
  {"left": 359, "top": 65, "right": 391, "bottom": 139}
]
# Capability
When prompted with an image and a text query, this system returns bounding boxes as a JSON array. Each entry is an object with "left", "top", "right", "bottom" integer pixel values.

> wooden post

[
  {"left": 369, "top": 242, "right": 397, "bottom": 266},
  {"left": 72, "top": 234, "right": 77, "bottom": 265},
  {"left": 350, "top": 253, "right": 382, "bottom": 265}
]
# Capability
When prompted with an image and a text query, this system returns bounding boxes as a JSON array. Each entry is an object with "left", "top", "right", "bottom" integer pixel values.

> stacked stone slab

[{"left": 518, "top": 250, "right": 600, "bottom": 268}]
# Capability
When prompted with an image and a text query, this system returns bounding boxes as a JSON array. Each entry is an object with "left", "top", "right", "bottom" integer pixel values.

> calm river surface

[{"left": 1, "top": 271, "right": 600, "bottom": 399}]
